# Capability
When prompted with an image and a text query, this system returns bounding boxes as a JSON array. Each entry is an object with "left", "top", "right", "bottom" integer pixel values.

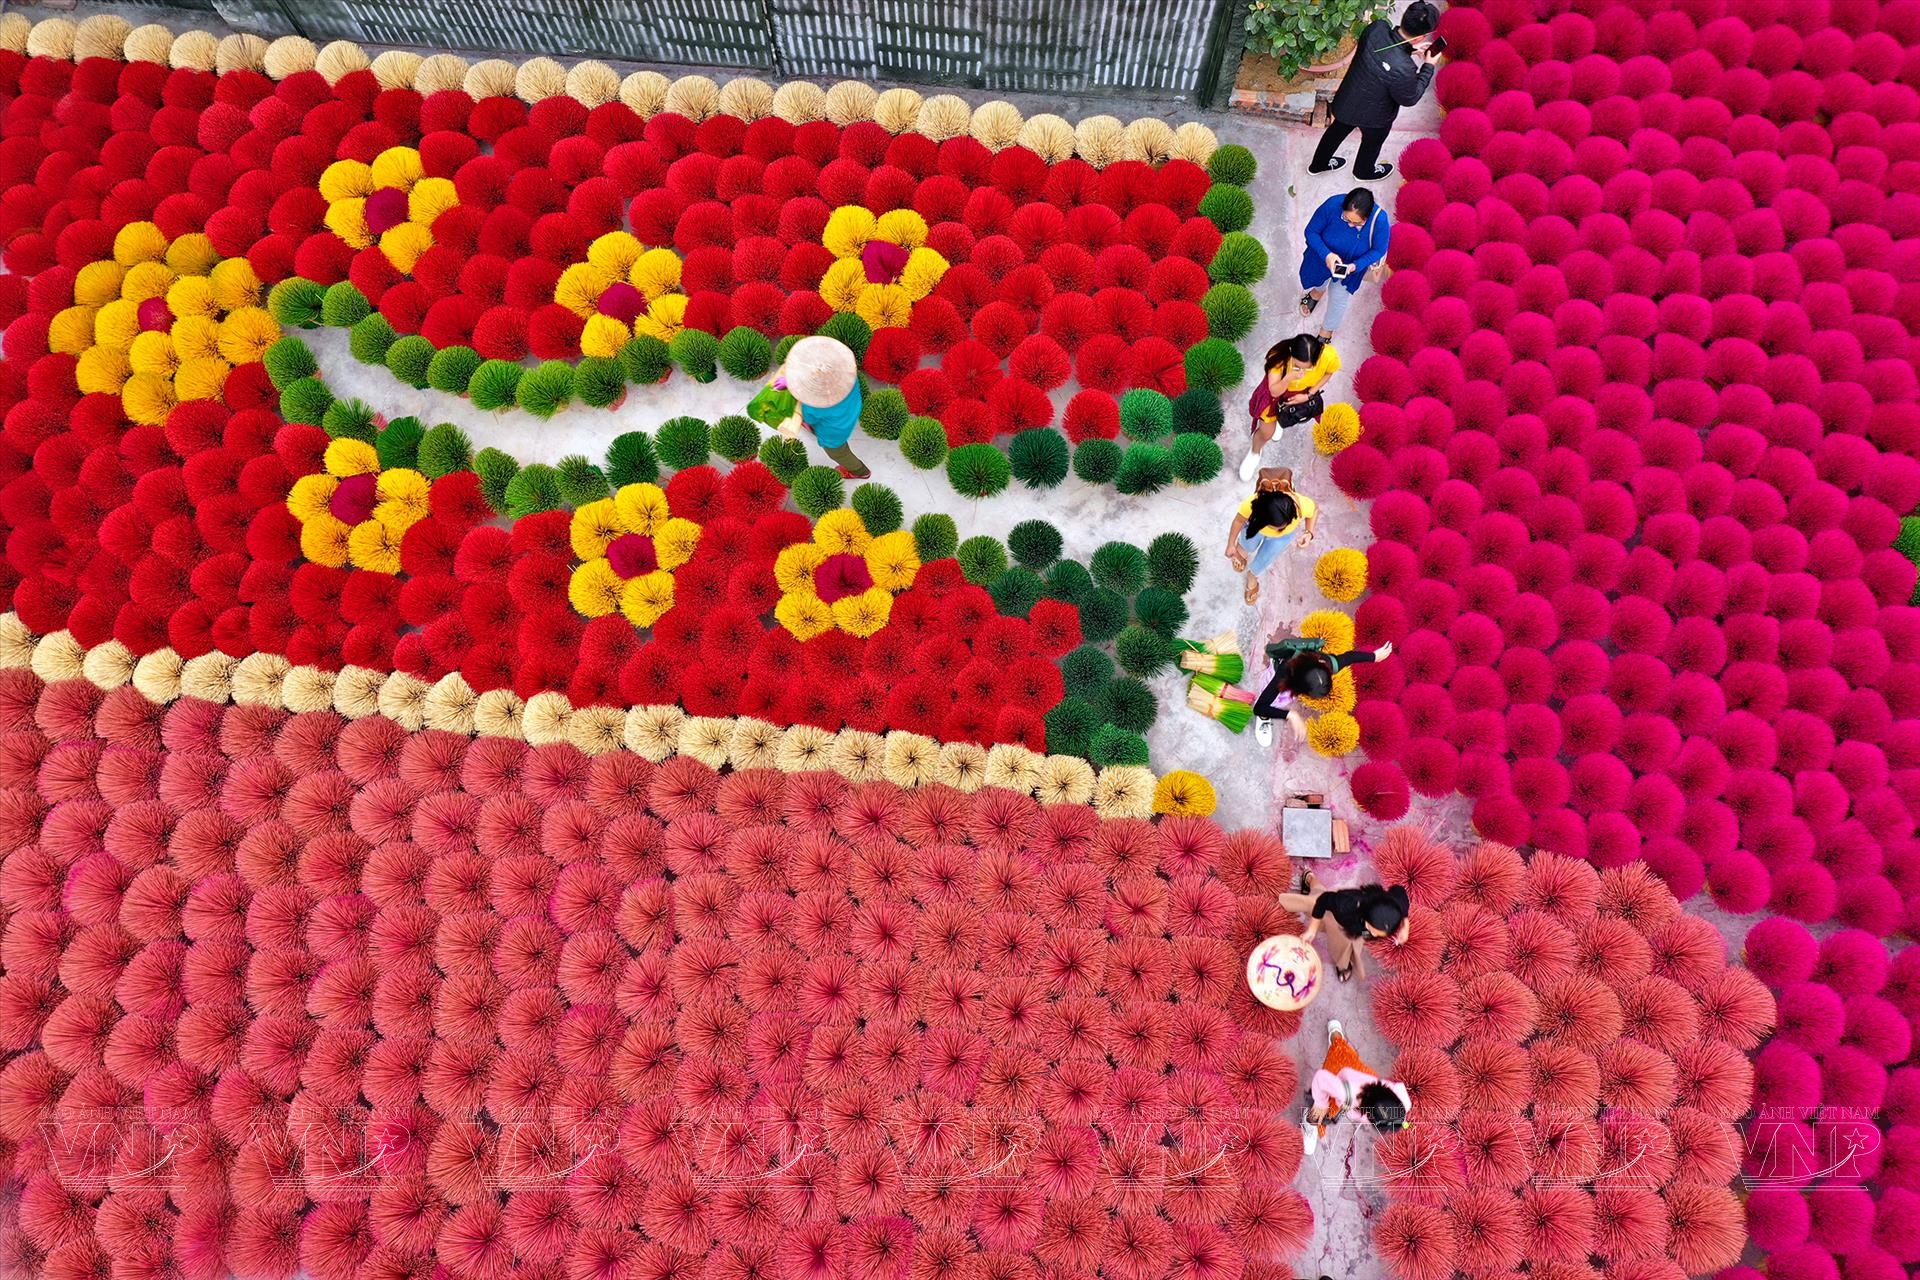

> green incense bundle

[
  {"left": 1187, "top": 681, "right": 1253, "bottom": 733},
  {"left": 1175, "top": 630, "right": 1244, "bottom": 682}
]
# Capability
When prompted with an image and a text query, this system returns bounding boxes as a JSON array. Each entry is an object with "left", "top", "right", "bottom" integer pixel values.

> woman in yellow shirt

[
  {"left": 1241, "top": 335, "right": 1342, "bottom": 481},
  {"left": 1225, "top": 467, "right": 1318, "bottom": 604}
]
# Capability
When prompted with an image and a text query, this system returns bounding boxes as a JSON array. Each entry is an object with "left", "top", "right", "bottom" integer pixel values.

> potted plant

[{"left": 1244, "top": 0, "right": 1387, "bottom": 81}]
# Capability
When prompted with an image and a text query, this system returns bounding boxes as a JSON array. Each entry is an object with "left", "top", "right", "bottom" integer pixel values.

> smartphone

[
  {"left": 1330, "top": 262, "right": 1354, "bottom": 278},
  {"left": 1425, "top": 35, "right": 1447, "bottom": 55}
]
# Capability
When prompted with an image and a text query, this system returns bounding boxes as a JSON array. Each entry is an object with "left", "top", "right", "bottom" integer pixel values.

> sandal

[
  {"left": 1334, "top": 963, "right": 1355, "bottom": 983},
  {"left": 1299, "top": 292, "right": 1319, "bottom": 317},
  {"left": 1244, "top": 576, "right": 1259, "bottom": 605}
]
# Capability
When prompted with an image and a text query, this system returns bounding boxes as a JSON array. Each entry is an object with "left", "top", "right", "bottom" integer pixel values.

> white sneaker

[
  {"left": 1327, "top": 1018, "right": 1343, "bottom": 1045},
  {"left": 1238, "top": 450, "right": 1260, "bottom": 482},
  {"left": 1254, "top": 717, "right": 1273, "bottom": 747},
  {"left": 1301, "top": 1120, "right": 1319, "bottom": 1156}
]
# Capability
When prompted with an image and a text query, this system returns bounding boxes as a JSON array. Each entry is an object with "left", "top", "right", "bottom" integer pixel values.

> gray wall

[{"left": 205, "top": 0, "right": 1240, "bottom": 102}]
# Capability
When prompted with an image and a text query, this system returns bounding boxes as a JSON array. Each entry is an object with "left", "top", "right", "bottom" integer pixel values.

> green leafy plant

[
  {"left": 574, "top": 356, "right": 626, "bottom": 408},
  {"left": 1091, "top": 542, "right": 1150, "bottom": 596},
  {"left": 861, "top": 387, "right": 910, "bottom": 440},
  {"left": 851, "top": 482, "right": 903, "bottom": 535},
  {"left": 1059, "top": 646, "right": 1114, "bottom": 698},
  {"left": 606, "top": 432, "right": 660, "bottom": 487},
  {"left": 1245, "top": 0, "right": 1384, "bottom": 79},
  {"left": 1044, "top": 559, "right": 1094, "bottom": 603},
  {"left": 1169, "top": 432, "right": 1225, "bottom": 484},
  {"left": 556, "top": 455, "right": 610, "bottom": 505},
  {"left": 1198, "top": 183, "right": 1255, "bottom": 233},
  {"left": 1209, "top": 232, "right": 1270, "bottom": 286},
  {"left": 947, "top": 443, "right": 1012, "bottom": 497},
  {"left": 620, "top": 335, "right": 672, "bottom": 384},
  {"left": 1200, "top": 282, "right": 1259, "bottom": 342},
  {"left": 1172, "top": 388, "right": 1226, "bottom": 437},
  {"left": 1134, "top": 586, "right": 1190, "bottom": 637},
  {"left": 516, "top": 361, "right": 575, "bottom": 418},
  {"left": 267, "top": 277, "right": 325, "bottom": 328},
  {"left": 505, "top": 462, "right": 566, "bottom": 518},
  {"left": 475, "top": 447, "right": 519, "bottom": 515},
  {"left": 262, "top": 336, "right": 317, "bottom": 389},
  {"left": 717, "top": 326, "right": 773, "bottom": 381},
  {"left": 912, "top": 513, "right": 958, "bottom": 562},
  {"left": 758, "top": 436, "right": 808, "bottom": 483},
  {"left": 791, "top": 466, "right": 845, "bottom": 518},
  {"left": 1120, "top": 389, "right": 1174, "bottom": 442},
  {"left": 1043, "top": 698, "right": 1102, "bottom": 758},
  {"left": 957, "top": 535, "right": 1009, "bottom": 586},
  {"left": 279, "top": 376, "right": 332, "bottom": 426},
  {"left": 817, "top": 312, "right": 872, "bottom": 358},
  {"left": 1073, "top": 437, "right": 1123, "bottom": 485},
  {"left": 417, "top": 422, "right": 472, "bottom": 479},
  {"left": 426, "top": 345, "right": 482, "bottom": 395},
  {"left": 988, "top": 566, "right": 1045, "bottom": 617},
  {"left": 385, "top": 335, "right": 436, "bottom": 389},
  {"left": 1099, "top": 676, "right": 1158, "bottom": 735},
  {"left": 375, "top": 417, "right": 423, "bottom": 470},
  {"left": 656, "top": 416, "right": 711, "bottom": 471},
  {"left": 669, "top": 328, "right": 720, "bottom": 382},
  {"left": 1208, "top": 143, "right": 1258, "bottom": 186},
  {"left": 349, "top": 314, "right": 397, "bottom": 365},
  {"left": 468, "top": 359, "right": 524, "bottom": 410},
  {"left": 320, "top": 280, "right": 371, "bottom": 327},
  {"left": 321, "top": 397, "right": 376, "bottom": 443},
  {"left": 1077, "top": 587, "right": 1129, "bottom": 643},
  {"left": 1090, "top": 723, "right": 1150, "bottom": 767},
  {"left": 1115, "top": 443, "right": 1174, "bottom": 495},
  {"left": 1146, "top": 532, "right": 1200, "bottom": 594},
  {"left": 1897, "top": 515, "right": 1920, "bottom": 562},
  {"left": 900, "top": 417, "right": 950, "bottom": 469},
  {"left": 710, "top": 415, "right": 761, "bottom": 462},
  {"left": 1115, "top": 624, "right": 1178, "bottom": 677},
  {"left": 1008, "top": 519, "right": 1063, "bottom": 569}
]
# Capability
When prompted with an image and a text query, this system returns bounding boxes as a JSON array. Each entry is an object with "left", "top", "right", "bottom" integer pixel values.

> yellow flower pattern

[
  {"left": 565, "top": 483, "right": 701, "bottom": 629},
  {"left": 819, "top": 205, "right": 948, "bottom": 329},
  {"left": 772, "top": 508, "right": 919, "bottom": 640},
  {"left": 52, "top": 222, "right": 280, "bottom": 427},
  {"left": 555, "top": 232, "right": 690, "bottom": 356},
  {"left": 285, "top": 437, "right": 432, "bottom": 575},
  {"left": 320, "top": 146, "right": 455, "bottom": 274}
]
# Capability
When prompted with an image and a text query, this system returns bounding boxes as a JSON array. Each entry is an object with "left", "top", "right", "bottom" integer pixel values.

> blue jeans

[{"left": 1239, "top": 525, "right": 1296, "bottom": 576}]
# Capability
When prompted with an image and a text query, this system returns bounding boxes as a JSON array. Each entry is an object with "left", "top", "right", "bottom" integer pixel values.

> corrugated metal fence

[{"left": 206, "top": 0, "right": 1241, "bottom": 103}]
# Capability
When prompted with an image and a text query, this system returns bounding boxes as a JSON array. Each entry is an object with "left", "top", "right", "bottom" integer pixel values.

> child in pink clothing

[{"left": 1302, "top": 1019, "right": 1412, "bottom": 1155}]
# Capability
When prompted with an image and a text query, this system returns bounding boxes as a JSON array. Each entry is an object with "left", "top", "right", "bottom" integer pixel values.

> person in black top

[
  {"left": 1309, "top": 1, "right": 1441, "bottom": 181},
  {"left": 1251, "top": 639, "right": 1394, "bottom": 747},
  {"left": 1276, "top": 871, "right": 1411, "bottom": 983}
]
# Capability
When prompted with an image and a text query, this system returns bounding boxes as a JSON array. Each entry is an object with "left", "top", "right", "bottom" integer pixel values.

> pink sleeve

[{"left": 1310, "top": 1068, "right": 1345, "bottom": 1110}]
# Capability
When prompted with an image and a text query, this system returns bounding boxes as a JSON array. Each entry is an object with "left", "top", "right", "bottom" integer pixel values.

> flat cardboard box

[{"left": 1283, "top": 806, "right": 1334, "bottom": 859}]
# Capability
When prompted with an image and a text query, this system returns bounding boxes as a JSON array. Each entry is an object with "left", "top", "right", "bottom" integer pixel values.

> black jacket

[{"left": 1328, "top": 19, "right": 1436, "bottom": 130}]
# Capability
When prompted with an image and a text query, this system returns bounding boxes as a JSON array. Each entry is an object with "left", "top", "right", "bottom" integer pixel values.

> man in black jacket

[{"left": 1308, "top": 1, "right": 1441, "bottom": 181}]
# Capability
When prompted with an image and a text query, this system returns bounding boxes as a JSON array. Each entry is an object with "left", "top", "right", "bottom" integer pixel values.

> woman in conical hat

[{"left": 779, "top": 335, "right": 870, "bottom": 479}]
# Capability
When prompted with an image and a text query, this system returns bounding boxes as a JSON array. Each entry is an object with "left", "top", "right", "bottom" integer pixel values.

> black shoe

[
  {"left": 1354, "top": 163, "right": 1394, "bottom": 180},
  {"left": 1307, "top": 156, "right": 1346, "bottom": 174}
]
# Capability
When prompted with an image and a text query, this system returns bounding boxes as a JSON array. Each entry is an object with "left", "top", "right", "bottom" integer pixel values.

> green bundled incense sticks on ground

[
  {"left": 1187, "top": 673, "right": 1254, "bottom": 732},
  {"left": 1176, "top": 631, "right": 1244, "bottom": 682}
]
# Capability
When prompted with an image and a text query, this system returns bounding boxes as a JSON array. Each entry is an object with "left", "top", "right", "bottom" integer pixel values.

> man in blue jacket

[{"left": 1308, "top": 1, "right": 1441, "bottom": 181}]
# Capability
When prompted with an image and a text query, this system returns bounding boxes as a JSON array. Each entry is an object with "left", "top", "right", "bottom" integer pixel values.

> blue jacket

[{"left": 1300, "top": 195, "right": 1391, "bottom": 294}]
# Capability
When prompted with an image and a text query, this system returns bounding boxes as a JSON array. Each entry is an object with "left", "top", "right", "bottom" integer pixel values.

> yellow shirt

[
  {"left": 1287, "top": 345, "right": 1341, "bottom": 391},
  {"left": 1239, "top": 491, "right": 1317, "bottom": 538}
]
